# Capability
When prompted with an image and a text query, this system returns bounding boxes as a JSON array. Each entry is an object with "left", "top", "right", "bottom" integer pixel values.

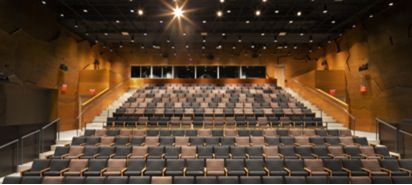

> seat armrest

[
  {"left": 204, "top": 167, "right": 207, "bottom": 176},
  {"left": 120, "top": 168, "right": 127, "bottom": 176},
  {"left": 279, "top": 154, "right": 285, "bottom": 159},
  {"left": 245, "top": 154, "right": 250, "bottom": 159},
  {"left": 224, "top": 168, "right": 228, "bottom": 176},
  {"left": 324, "top": 168, "right": 332, "bottom": 175},
  {"left": 100, "top": 168, "right": 108, "bottom": 176},
  {"left": 126, "top": 154, "right": 132, "bottom": 159},
  {"left": 284, "top": 167, "right": 292, "bottom": 176},
  {"left": 361, "top": 168, "right": 372, "bottom": 177},
  {"left": 61, "top": 154, "right": 69, "bottom": 159},
  {"left": 399, "top": 168, "right": 412, "bottom": 176},
  {"left": 162, "top": 168, "right": 167, "bottom": 176},
  {"left": 80, "top": 168, "right": 88, "bottom": 176},
  {"left": 295, "top": 153, "right": 302, "bottom": 159},
  {"left": 341, "top": 167, "right": 352, "bottom": 176},
  {"left": 20, "top": 168, "right": 32, "bottom": 176},
  {"left": 40, "top": 167, "right": 51, "bottom": 176},
  {"left": 92, "top": 154, "right": 100, "bottom": 158},
  {"left": 304, "top": 167, "right": 312, "bottom": 174},
  {"left": 229, "top": 153, "right": 233, "bottom": 158},
  {"left": 183, "top": 168, "right": 187, "bottom": 176},
  {"left": 109, "top": 154, "right": 115, "bottom": 159},
  {"left": 244, "top": 167, "right": 249, "bottom": 176},
  {"left": 381, "top": 168, "right": 391, "bottom": 175},
  {"left": 311, "top": 154, "right": 319, "bottom": 159},
  {"left": 60, "top": 168, "right": 70, "bottom": 176},
  {"left": 264, "top": 167, "right": 270, "bottom": 176},
  {"left": 141, "top": 167, "right": 147, "bottom": 175}
]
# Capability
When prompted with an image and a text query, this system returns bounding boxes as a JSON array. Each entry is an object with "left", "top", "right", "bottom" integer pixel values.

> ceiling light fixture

[{"left": 173, "top": 7, "right": 183, "bottom": 17}]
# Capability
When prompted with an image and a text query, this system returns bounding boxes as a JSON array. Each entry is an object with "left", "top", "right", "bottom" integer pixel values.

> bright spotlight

[{"left": 174, "top": 7, "right": 183, "bottom": 17}]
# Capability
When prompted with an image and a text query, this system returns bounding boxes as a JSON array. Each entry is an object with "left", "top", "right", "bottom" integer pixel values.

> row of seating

[
  {"left": 106, "top": 116, "right": 322, "bottom": 128},
  {"left": 50, "top": 145, "right": 391, "bottom": 160},
  {"left": 83, "top": 128, "right": 348, "bottom": 137},
  {"left": 69, "top": 136, "right": 369, "bottom": 148},
  {"left": 20, "top": 158, "right": 412, "bottom": 177},
  {"left": 8, "top": 174, "right": 412, "bottom": 184}
]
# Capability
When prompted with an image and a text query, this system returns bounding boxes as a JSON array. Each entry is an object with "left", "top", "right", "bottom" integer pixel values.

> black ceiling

[{"left": 54, "top": 0, "right": 391, "bottom": 49}]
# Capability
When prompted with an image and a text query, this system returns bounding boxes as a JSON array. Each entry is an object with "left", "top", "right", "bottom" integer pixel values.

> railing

[
  {"left": 0, "top": 119, "right": 60, "bottom": 177},
  {"left": 0, "top": 139, "right": 19, "bottom": 177},
  {"left": 376, "top": 117, "right": 412, "bottom": 158},
  {"left": 77, "top": 81, "right": 127, "bottom": 135},
  {"left": 289, "top": 79, "right": 357, "bottom": 135}
]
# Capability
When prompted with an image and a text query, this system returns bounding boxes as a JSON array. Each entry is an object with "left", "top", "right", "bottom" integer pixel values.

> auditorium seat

[
  {"left": 181, "top": 146, "right": 197, "bottom": 159},
  {"left": 245, "top": 159, "right": 267, "bottom": 176},
  {"left": 361, "top": 159, "right": 389, "bottom": 176},
  {"left": 225, "top": 159, "right": 246, "bottom": 176},
  {"left": 284, "top": 159, "right": 309, "bottom": 176},
  {"left": 284, "top": 176, "right": 306, "bottom": 184},
  {"left": 240, "top": 176, "right": 261, "bottom": 184},
  {"left": 165, "top": 159, "right": 185, "bottom": 176},
  {"left": 85, "top": 176, "right": 105, "bottom": 184},
  {"left": 130, "top": 146, "right": 147, "bottom": 159},
  {"left": 350, "top": 176, "right": 371, "bottom": 184},
  {"left": 63, "top": 159, "right": 88, "bottom": 176},
  {"left": 63, "top": 176, "right": 85, "bottom": 184},
  {"left": 323, "top": 159, "right": 349, "bottom": 176},
  {"left": 380, "top": 159, "right": 410, "bottom": 176},
  {"left": 218, "top": 176, "right": 239, "bottom": 184},
  {"left": 230, "top": 146, "right": 246, "bottom": 159},
  {"left": 329, "top": 176, "right": 350, "bottom": 184},
  {"left": 173, "top": 176, "right": 195, "bottom": 184},
  {"left": 144, "top": 159, "right": 165, "bottom": 176},
  {"left": 304, "top": 159, "right": 329, "bottom": 176},
  {"left": 106, "top": 176, "right": 128, "bottom": 184},
  {"left": 83, "top": 159, "right": 107, "bottom": 176},
  {"left": 102, "top": 159, "right": 127, "bottom": 176},
  {"left": 392, "top": 176, "right": 412, "bottom": 184},
  {"left": 21, "top": 176, "right": 43, "bottom": 184},
  {"left": 306, "top": 176, "right": 328, "bottom": 184},
  {"left": 129, "top": 176, "right": 151, "bottom": 184},
  {"left": 21, "top": 159, "right": 50, "bottom": 176},
  {"left": 265, "top": 159, "right": 288, "bottom": 176},
  {"left": 185, "top": 159, "right": 204, "bottom": 176},
  {"left": 196, "top": 176, "right": 217, "bottom": 184},
  {"left": 205, "top": 159, "right": 225, "bottom": 176},
  {"left": 42, "top": 176, "right": 63, "bottom": 184},
  {"left": 372, "top": 176, "right": 393, "bottom": 184},
  {"left": 112, "top": 146, "right": 131, "bottom": 159},
  {"left": 342, "top": 159, "right": 369, "bottom": 176},
  {"left": 124, "top": 159, "right": 145, "bottom": 176},
  {"left": 2, "top": 176, "right": 21, "bottom": 184},
  {"left": 151, "top": 176, "right": 172, "bottom": 184},
  {"left": 43, "top": 159, "right": 70, "bottom": 176},
  {"left": 214, "top": 146, "right": 230, "bottom": 159}
]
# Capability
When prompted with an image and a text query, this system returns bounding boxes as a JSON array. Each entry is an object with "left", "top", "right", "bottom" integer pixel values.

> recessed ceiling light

[
  {"left": 217, "top": 10, "right": 223, "bottom": 17},
  {"left": 83, "top": 9, "right": 88, "bottom": 13},
  {"left": 300, "top": 33, "right": 305, "bottom": 36},
  {"left": 278, "top": 32, "right": 287, "bottom": 36},
  {"left": 202, "top": 20, "right": 207, "bottom": 24},
  {"left": 121, "top": 32, "right": 129, "bottom": 36},
  {"left": 220, "top": 0, "right": 225, "bottom": 3},
  {"left": 322, "top": 5, "right": 328, "bottom": 14},
  {"left": 138, "top": 9, "right": 144, "bottom": 16},
  {"left": 245, "top": 20, "right": 250, "bottom": 24},
  {"left": 143, "top": 33, "right": 148, "bottom": 36},
  {"left": 331, "top": 20, "right": 336, "bottom": 24},
  {"left": 226, "top": 10, "right": 231, "bottom": 14},
  {"left": 159, "top": 20, "right": 164, "bottom": 24},
  {"left": 130, "top": 9, "right": 135, "bottom": 13},
  {"left": 41, "top": 0, "right": 47, "bottom": 5},
  {"left": 369, "top": 14, "right": 374, "bottom": 18},
  {"left": 289, "top": 20, "right": 294, "bottom": 24},
  {"left": 297, "top": 11, "right": 302, "bottom": 16},
  {"left": 274, "top": 10, "right": 280, "bottom": 14},
  {"left": 60, "top": 13, "right": 64, "bottom": 17},
  {"left": 261, "top": 33, "right": 265, "bottom": 36},
  {"left": 115, "top": 20, "right": 120, "bottom": 23},
  {"left": 104, "top": 33, "right": 108, "bottom": 36},
  {"left": 255, "top": 10, "right": 261, "bottom": 16},
  {"left": 388, "top": 2, "right": 394, "bottom": 6},
  {"left": 173, "top": 7, "right": 183, "bottom": 17}
]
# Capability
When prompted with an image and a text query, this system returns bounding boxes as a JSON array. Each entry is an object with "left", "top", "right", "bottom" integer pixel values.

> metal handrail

[
  {"left": 21, "top": 130, "right": 40, "bottom": 139},
  {"left": 0, "top": 139, "right": 19, "bottom": 150},
  {"left": 290, "top": 79, "right": 357, "bottom": 134},
  {"left": 41, "top": 118, "right": 60, "bottom": 130},
  {"left": 399, "top": 130, "right": 412, "bottom": 137}
]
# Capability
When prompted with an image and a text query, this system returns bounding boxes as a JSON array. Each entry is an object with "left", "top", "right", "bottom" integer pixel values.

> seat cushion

[
  {"left": 249, "top": 170, "right": 266, "bottom": 176},
  {"left": 290, "top": 171, "right": 309, "bottom": 176},
  {"left": 123, "top": 171, "right": 141, "bottom": 176},
  {"left": 208, "top": 170, "right": 225, "bottom": 176},
  {"left": 186, "top": 171, "right": 204, "bottom": 176},
  {"left": 145, "top": 171, "right": 162, "bottom": 176},
  {"left": 227, "top": 171, "right": 246, "bottom": 176}
]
